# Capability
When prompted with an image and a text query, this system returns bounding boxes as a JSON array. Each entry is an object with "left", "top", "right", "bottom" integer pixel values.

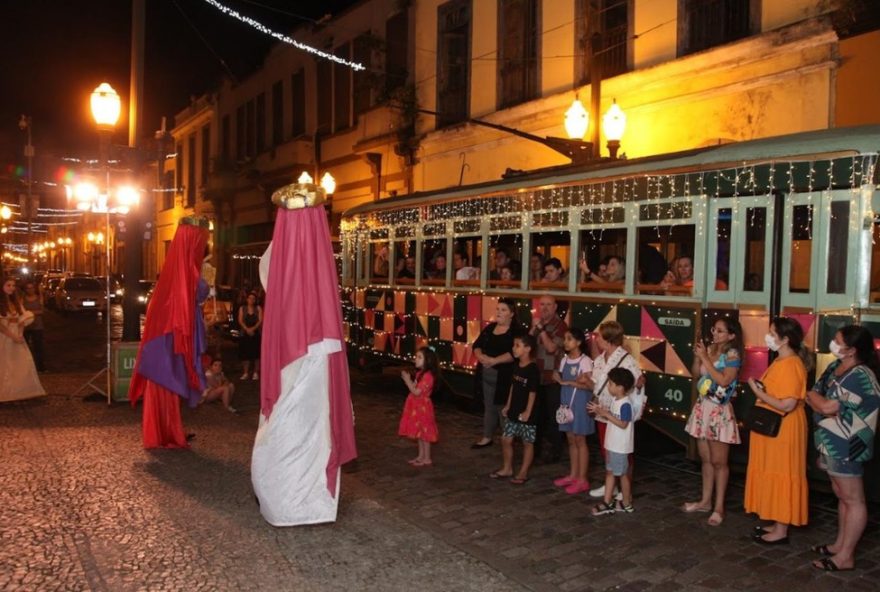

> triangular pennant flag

[
  {"left": 394, "top": 313, "right": 406, "bottom": 335},
  {"left": 438, "top": 293, "right": 454, "bottom": 318},
  {"left": 664, "top": 342, "right": 692, "bottom": 378},
  {"left": 415, "top": 314, "right": 429, "bottom": 336},
  {"left": 641, "top": 308, "right": 666, "bottom": 342}
]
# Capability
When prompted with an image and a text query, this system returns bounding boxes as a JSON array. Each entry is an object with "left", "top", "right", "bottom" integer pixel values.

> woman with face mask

[
  {"left": 744, "top": 317, "right": 811, "bottom": 545},
  {"left": 805, "top": 325, "right": 880, "bottom": 571}
]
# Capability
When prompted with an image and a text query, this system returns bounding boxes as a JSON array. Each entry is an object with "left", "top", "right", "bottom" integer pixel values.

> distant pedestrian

[
  {"left": 21, "top": 281, "right": 46, "bottom": 372},
  {"left": 0, "top": 276, "right": 46, "bottom": 402},
  {"left": 490, "top": 334, "right": 539, "bottom": 484},
  {"left": 201, "top": 357, "right": 237, "bottom": 413},
  {"left": 589, "top": 367, "right": 636, "bottom": 515},
  {"left": 398, "top": 347, "right": 439, "bottom": 467},
  {"left": 238, "top": 292, "right": 263, "bottom": 380},
  {"left": 552, "top": 327, "right": 595, "bottom": 495}
]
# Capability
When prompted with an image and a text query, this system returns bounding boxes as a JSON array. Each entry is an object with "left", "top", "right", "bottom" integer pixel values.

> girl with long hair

[{"left": 399, "top": 346, "right": 441, "bottom": 467}]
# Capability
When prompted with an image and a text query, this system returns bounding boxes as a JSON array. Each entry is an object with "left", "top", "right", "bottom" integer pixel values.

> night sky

[{"left": 0, "top": 0, "right": 359, "bottom": 162}]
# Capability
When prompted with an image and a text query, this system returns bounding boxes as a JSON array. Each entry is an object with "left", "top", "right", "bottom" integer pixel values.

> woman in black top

[
  {"left": 471, "top": 298, "right": 518, "bottom": 448},
  {"left": 237, "top": 291, "right": 263, "bottom": 380}
]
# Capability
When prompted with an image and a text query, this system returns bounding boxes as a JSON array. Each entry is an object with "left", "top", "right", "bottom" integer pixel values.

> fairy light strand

[{"left": 200, "top": 0, "right": 365, "bottom": 71}]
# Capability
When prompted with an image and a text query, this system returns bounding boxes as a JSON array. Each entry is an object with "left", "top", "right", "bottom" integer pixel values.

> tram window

[
  {"left": 453, "top": 238, "right": 481, "bottom": 285},
  {"left": 393, "top": 240, "right": 416, "bottom": 284},
  {"left": 743, "top": 208, "right": 766, "bottom": 292},
  {"left": 715, "top": 208, "right": 732, "bottom": 292},
  {"left": 578, "top": 228, "right": 626, "bottom": 293},
  {"left": 636, "top": 225, "right": 695, "bottom": 295},
  {"left": 488, "top": 235, "right": 523, "bottom": 288},
  {"left": 370, "top": 242, "right": 390, "bottom": 284},
  {"left": 789, "top": 205, "right": 813, "bottom": 293},
  {"left": 826, "top": 201, "right": 849, "bottom": 294},
  {"left": 422, "top": 238, "right": 447, "bottom": 285},
  {"left": 530, "top": 231, "right": 570, "bottom": 289},
  {"left": 871, "top": 217, "right": 880, "bottom": 302}
]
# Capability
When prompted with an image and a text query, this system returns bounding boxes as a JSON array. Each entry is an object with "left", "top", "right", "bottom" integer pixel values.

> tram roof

[{"left": 343, "top": 125, "right": 880, "bottom": 217}]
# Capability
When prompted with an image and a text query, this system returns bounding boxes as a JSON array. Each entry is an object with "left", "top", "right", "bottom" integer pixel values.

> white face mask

[
  {"left": 765, "top": 333, "right": 781, "bottom": 351},
  {"left": 829, "top": 340, "right": 845, "bottom": 359}
]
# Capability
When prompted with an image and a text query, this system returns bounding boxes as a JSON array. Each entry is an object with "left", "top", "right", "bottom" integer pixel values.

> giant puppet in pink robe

[{"left": 251, "top": 181, "right": 357, "bottom": 526}]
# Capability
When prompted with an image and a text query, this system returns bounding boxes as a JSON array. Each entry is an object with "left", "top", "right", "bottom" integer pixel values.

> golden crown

[{"left": 271, "top": 172, "right": 328, "bottom": 210}]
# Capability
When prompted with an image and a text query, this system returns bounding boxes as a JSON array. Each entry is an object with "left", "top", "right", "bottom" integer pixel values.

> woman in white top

[
  {"left": 0, "top": 276, "right": 46, "bottom": 403},
  {"left": 589, "top": 320, "right": 643, "bottom": 498}
]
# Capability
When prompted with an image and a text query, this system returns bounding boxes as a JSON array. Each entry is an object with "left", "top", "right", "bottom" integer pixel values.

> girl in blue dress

[{"left": 552, "top": 327, "right": 595, "bottom": 494}]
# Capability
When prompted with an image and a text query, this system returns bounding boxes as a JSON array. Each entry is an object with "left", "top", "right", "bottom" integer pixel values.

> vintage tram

[{"left": 339, "top": 125, "right": 880, "bottom": 493}]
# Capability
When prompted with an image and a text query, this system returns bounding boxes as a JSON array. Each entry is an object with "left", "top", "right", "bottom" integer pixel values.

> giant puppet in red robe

[
  {"left": 129, "top": 217, "right": 210, "bottom": 448},
  {"left": 251, "top": 178, "right": 357, "bottom": 525}
]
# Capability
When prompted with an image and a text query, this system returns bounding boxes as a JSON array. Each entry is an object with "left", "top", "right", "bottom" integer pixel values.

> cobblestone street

[{"left": 2, "top": 357, "right": 878, "bottom": 591}]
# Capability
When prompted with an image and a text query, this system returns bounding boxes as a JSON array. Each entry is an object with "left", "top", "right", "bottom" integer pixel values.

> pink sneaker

[
  {"left": 565, "top": 480, "right": 590, "bottom": 495},
  {"left": 553, "top": 476, "right": 575, "bottom": 487}
]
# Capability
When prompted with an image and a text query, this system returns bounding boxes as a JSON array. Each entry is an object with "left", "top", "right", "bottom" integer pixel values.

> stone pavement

[{"left": 1, "top": 369, "right": 877, "bottom": 592}]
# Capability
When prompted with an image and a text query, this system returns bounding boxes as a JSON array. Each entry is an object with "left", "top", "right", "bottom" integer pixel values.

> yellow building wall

[
  {"left": 541, "top": 1, "right": 576, "bottom": 97},
  {"left": 633, "top": 0, "right": 678, "bottom": 70},
  {"left": 762, "top": 0, "right": 828, "bottom": 32},
  {"left": 835, "top": 30, "right": 880, "bottom": 127}
]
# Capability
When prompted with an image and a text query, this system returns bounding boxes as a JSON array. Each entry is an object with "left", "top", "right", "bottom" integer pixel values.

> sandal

[
  {"left": 707, "top": 512, "right": 724, "bottom": 526},
  {"left": 616, "top": 500, "right": 635, "bottom": 513},
  {"left": 592, "top": 501, "right": 616, "bottom": 516},
  {"left": 810, "top": 544, "right": 834, "bottom": 557},
  {"left": 509, "top": 476, "right": 530, "bottom": 485},
  {"left": 681, "top": 502, "right": 711, "bottom": 513},
  {"left": 489, "top": 471, "right": 513, "bottom": 479},
  {"left": 812, "top": 557, "right": 853, "bottom": 572}
]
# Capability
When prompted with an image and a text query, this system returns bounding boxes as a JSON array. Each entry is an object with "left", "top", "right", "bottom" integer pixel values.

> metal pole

[
  {"left": 106, "top": 208, "right": 112, "bottom": 404},
  {"left": 25, "top": 120, "right": 34, "bottom": 266}
]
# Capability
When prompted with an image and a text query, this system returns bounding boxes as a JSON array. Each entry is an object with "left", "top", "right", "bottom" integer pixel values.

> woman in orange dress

[{"left": 744, "top": 316, "right": 810, "bottom": 544}]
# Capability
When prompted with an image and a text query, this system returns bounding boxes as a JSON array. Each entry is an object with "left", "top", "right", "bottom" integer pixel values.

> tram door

[{"left": 706, "top": 196, "right": 775, "bottom": 308}]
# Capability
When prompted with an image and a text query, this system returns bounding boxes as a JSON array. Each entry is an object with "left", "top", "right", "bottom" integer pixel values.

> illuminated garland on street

[{"left": 200, "top": 0, "right": 365, "bottom": 71}]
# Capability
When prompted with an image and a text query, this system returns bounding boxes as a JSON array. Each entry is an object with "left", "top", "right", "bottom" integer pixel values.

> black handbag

[{"left": 744, "top": 405, "right": 786, "bottom": 437}]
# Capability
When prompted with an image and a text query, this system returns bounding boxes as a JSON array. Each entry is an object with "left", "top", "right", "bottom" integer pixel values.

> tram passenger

[
  {"left": 745, "top": 317, "right": 810, "bottom": 545},
  {"left": 499, "top": 264, "right": 518, "bottom": 284},
  {"left": 397, "top": 256, "right": 416, "bottom": 280},
  {"left": 682, "top": 317, "right": 743, "bottom": 527},
  {"left": 427, "top": 254, "right": 447, "bottom": 280},
  {"left": 579, "top": 255, "right": 626, "bottom": 287},
  {"left": 543, "top": 258, "right": 565, "bottom": 283},
  {"left": 529, "top": 296, "right": 568, "bottom": 464},
  {"left": 489, "top": 249, "right": 510, "bottom": 281},
  {"left": 805, "top": 325, "right": 880, "bottom": 572},
  {"left": 661, "top": 256, "right": 694, "bottom": 288},
  {"left": 454, "top": 251, "right": 480, "bottom": 281},
  {"left": 529, "top": 252, "right": 546, "bottom": 283},
  {"left": 373, "top": 244, "right": 389, "bottom": 278}
]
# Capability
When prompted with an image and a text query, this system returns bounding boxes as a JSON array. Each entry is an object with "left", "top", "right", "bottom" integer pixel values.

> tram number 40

[{"left": 664, "top": 389, "right": 685, "bottom": 403}]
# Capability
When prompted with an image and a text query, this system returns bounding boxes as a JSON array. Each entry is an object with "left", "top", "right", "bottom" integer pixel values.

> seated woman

[
  {"left": 659, "top": 255, "right": 694, "bottom": 295},
  {"left": 579, "top": 255, "right": 625, "bottom": 290}
]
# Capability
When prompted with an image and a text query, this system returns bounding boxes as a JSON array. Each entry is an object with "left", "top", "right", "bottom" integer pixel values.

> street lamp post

[
  {"left": 602, "top": 99, "right": 627, "bottom": 160},
  {"left": 18, "top": 115, "right": 34, "bottom": 265}
]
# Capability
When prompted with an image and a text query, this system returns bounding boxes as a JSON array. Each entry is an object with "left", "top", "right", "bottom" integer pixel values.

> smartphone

[{"left": 753, "top": 380, "right": 765, "bottom": 391}]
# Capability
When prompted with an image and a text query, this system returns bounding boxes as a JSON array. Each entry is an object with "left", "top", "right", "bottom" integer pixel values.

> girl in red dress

[{"left": 398, "top": 347, "right": 440, "bottom": 466}]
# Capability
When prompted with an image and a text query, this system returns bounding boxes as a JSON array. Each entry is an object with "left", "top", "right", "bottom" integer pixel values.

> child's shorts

[
  {"left": 503, "top": 419, "right": 537, "bottom": 443},
  {"left": 606, "top": 451, "right": 629, "bottom": 476}
]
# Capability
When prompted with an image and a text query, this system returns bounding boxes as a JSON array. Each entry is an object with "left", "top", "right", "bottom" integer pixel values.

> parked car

[
  {"left": 137, "top": 280, "right": 155, "bottom": 310},
  {"left": 55, "top": 276, "right": 107, "bottom": 313}
]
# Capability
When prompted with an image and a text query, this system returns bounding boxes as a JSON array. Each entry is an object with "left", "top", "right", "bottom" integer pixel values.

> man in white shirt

[{"left": 454, "top": 250, "right": 480, "bottom": 280}]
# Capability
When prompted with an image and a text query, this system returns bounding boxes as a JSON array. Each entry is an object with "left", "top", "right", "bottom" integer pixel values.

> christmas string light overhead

[{"left": 200, "top": 0, "right": 365, "bottom": 71}]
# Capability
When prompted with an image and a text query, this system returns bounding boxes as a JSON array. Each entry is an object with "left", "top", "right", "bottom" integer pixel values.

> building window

[
  {"left": 576, "top": 0, "right": 630, "bottom": 84},
  {"left": 186, "top": 135, "right": 196, "bottom": 207},
  {"left": 436, "top": 0, "right": 471, "bottom": 128},
  {"left": 162, "top": 171, "right": 174, "bottom": 210},
  {"left": 498, "top": 0, "right": 539, "bottom": 110},
  {"left": 272, "top": 80, "right": 283, "bottom": 146},
  {"left": 353, "top": 33, "right": 373, "bottom": 116},
  {"left": 235, "top": 105, "right": 245, "bottom": 161},
  {"left": 201, "top": 124, "right": 210, "bottom": 185},
  {"left": 679, "top": 0, "right": 754, "bottom": 56},
  {"left": 385, "top": 10, "right": 409, "bottom": 94},
  {"left": 317, "top": 61, "right": 332, "bottom": 134},
  {"left": 291, "top": 69, "right": 306, "bottom": 137},
  {"left": 256, "top": 93, "right": 266, "bottom": 153},
  {"left": 221, "top": 115, "right": 230, "bottom": 162},
  {"left": 334, "top": 42, "right": 352, "bottom": 132}
]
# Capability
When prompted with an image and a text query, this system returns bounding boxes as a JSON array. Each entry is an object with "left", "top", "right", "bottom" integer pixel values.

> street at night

[{"left": 0, "top": 309, "right": 878, "bottom": 591}]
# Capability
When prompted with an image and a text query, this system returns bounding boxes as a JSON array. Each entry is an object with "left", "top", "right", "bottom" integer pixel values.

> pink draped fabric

[{"left": 260, "top": 206, "right": 357, "bottom": 495}]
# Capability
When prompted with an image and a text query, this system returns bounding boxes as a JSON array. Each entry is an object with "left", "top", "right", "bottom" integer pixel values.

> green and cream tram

[{"left": 340, "top": 125, "right": 879, "bottom": 492}]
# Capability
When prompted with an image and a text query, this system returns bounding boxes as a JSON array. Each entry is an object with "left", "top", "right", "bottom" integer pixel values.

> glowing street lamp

[
  {"left": 564, "top": 97, "right": 589, "bottom": 141},
  {"left": 320, "top": 172, "right": 336, "bottom": 195},
  {"left": 90, "top": 83, "right": 121, "bottom": 129},
  {"left": 602, "top": 99, "right": 627, "bottom": 159},
  {"left": 0, "top": 205, "right": 11, "bottom": 220}
]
